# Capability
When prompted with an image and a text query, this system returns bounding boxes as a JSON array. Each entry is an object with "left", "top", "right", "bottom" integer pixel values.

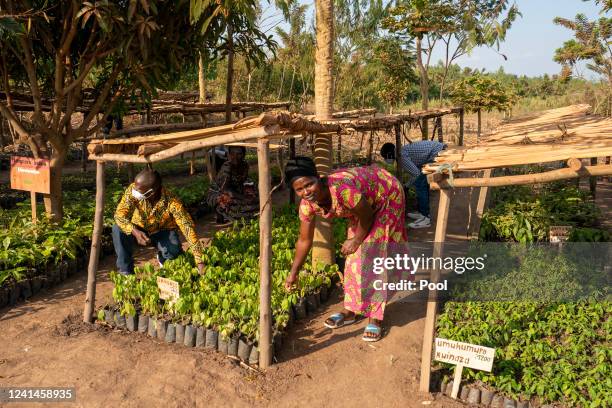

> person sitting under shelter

[
  {"left": 113, "top": 169, "right": 205, "bottom": 275},
  {"left": 206, "top": 146, "right": 259, "bottom": 224}
]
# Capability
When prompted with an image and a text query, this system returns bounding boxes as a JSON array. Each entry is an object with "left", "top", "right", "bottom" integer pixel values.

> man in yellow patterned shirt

[{"left": 112, "top": 169, "right": 205, "bottom": 275}]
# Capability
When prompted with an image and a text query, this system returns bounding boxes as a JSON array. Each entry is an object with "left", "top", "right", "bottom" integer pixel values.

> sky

[{"left": 260, "top": 0, "right": 608, "bottom": 78}]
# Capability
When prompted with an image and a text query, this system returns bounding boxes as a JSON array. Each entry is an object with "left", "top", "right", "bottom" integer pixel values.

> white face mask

[{"left": 132, "top": 187, "right": 154, "bottom": 201}]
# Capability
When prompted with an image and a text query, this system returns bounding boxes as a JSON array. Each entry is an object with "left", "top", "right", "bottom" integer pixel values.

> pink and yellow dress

[{"left": 299, "top": 166, "right": 407, "bottom": 320}]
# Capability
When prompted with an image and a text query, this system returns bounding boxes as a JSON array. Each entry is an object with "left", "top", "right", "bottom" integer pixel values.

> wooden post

[
  {"left": 394, "top": 124, "right": 402, "bottom": 178},
  {"left": 367, "top": 130, "right": 374, "bottom": 164},
  {"left": 81, "top": 141, "right": 87, "bottom": 173},
  {"left": 590, "top": 157, "right": 597, "bottom": 197},
  {"left": 470, "top": 168, "right": 493, "bottom": 239},
  {"left": 257, "top": 138, "right": 273, "bottom": 369},
  {"left": 190, "top": 151, "right": 196, "bottom": 175},
  {"left": 477, "top": 109, "right": 482, "bottom": 143},
  {"left": 451, "top": 365, "right": 464, "bottom": 399},
  {"left": 289, "top": 137, "right": 296, "bottom": 205},
  {"left": 337, "top": 134, "right": 342, "bottom": 164},
  {"left": 204, "top": 148, "right": 215, "bottom": 182},
  {"left": 83, "top": 160, "right": 106, "bottom": 323},
  {"left": 458, "top": 108, "right": 464, "bottom": 146},
  {"left": 419, "top": 188, "right": 452, "bottom": 393},
  {"left": 127, "top": 163, "right": 135, "bottom": 182},
  {"left": 30, "top": 191, "right": 37, "bottom": 223},
  {"left": 437, "top": 117, "right": 443, "bottom": 143}
]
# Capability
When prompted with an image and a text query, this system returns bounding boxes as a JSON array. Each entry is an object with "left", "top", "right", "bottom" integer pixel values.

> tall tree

[
  {"left": 384, "top": 0, "right": 520, "bottom": 138},
  {"left": 0, "top": 0, "right": 224, "bottom": 220},
  {"left": 312, "top": 0, "right": 335, "bottom": 265}
]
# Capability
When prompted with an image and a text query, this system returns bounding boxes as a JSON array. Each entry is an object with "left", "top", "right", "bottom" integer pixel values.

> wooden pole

[
  {"left": 470, "top": 168, "right": 493, "bottom": 239},
  {"left": 451, "top": 365, "right": 464, "bottom": 399},
  {"left": 394, "top": 124, "right": 402, "bottom": 178},
  {"left": 337, "top": 134, "right": 342, "bottom": 164},
  {"left": 289, "top": 137, "right": 296, "bottom": 205},
  {"left": 257, "top": 138, "right": 272, "bottom": 369},
  {"left": 590, "top": 157, "right": 598, "bottom": 197},
  {"left": 83, "top": 160, "right": 106, "bottom": 323},
  {"left": 437, "top": 117, "right": 443, "bottom": 143},
  {"left": 458, "top": 108, "right": 464, "bottom": 146},
  {"left": 477, "top": 109, "right": 482, "bottom": 143},
  {"left": 190, "top": 151, "right": 196, "bottom": 175},
  {"left": 81, "top": 141, "right": 87, "bottom": 173},
  {"left": 429, "top": 164, "right": 612, "bottom": 189},
  {"left": 419, "top": 188, "right": 451, "bottom": 393},
  {"left": 30, "top": 191, "right": 37, "bottom": 223}
]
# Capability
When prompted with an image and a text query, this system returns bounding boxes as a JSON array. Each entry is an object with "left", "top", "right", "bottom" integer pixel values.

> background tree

[
  {"left": 554, "top": 11, "right": 611, "bottom": 115},
  {"left": 449, "top": 74, "right": 516, "bottom": 140},
  {"left": 0, "top": 0, "right": 225, "bottom": 220},
  {"left": 383, "top": 0, "right": 520, "bottom": 137}
]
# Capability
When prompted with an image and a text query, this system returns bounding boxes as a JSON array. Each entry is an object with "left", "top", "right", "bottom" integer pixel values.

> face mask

[
  {"left": 384, "top": 158, "right": 395, "bottom": 165},
  {"left": 132, "top": 187, "right": 154, "bottom": 201}
]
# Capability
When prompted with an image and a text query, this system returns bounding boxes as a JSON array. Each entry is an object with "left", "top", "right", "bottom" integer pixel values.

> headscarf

[{"left": 284, "top": 156, "right": 318, "bottom": 186}]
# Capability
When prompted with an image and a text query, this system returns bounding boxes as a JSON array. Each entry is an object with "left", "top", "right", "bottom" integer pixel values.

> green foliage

[
  {"left": 450, "top": 74, "right": 517, "bottom": 113},
  {"left": 437, "top": 300, "right": 611, "bottom": 406},
  {"left": 480, "top": 184, "right": 599, "bottom": 243},
  {"left": 110, "top": 205, "right": 348, "bottom": 341}
]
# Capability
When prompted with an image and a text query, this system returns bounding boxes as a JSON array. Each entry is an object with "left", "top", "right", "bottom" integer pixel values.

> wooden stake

[
  {"left": 394, "top": 124, "right": 402, "bottom": 178},
  {"left": 257, "top": 138, "right": 272, "bottom": 369},
  {"left": 337, "top": 134, "right": 342, "bottom": 164},
  {"left": 419, "top": 188, "right": 451, "bottom": 393},
  {"left": 590, "top": 157, "right": 597, "bottom": 198},
  {"left": 289, "top": 137, "right": 296, "bottom": 205},
  {"left": 470, "top": 169, "right": 493, "bottom": 239},
  {"left": 458, "top": 108, "right": 464, "bottom": 146},
  {"left": 437, "top": 117, "right": 443, "bottom": 143},
  {"left": 30, "top": 191, "right": 37, "bottom": 223},
  {"left": 451, "top": 365, "right": 464, "bottom": 399},
  {"left": 190, "top": 151, "right": 196, "bottom": 175},
  {"left": 83, "top": 160, "right": 106, "bottom": 323}
]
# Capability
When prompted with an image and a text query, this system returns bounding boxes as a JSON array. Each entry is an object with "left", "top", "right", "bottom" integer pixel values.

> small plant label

[
  {"left": 10, "top": 156, "right": 51, "bottom": 194},
  {"left": 157, "top": 277, "right": 179, "bottom": 303},
  {"left": 434, "top": 338, "right": 496, "bottom": 399},
  {"left": 549, "top": 226, "right": 572, "bottom": 243}
]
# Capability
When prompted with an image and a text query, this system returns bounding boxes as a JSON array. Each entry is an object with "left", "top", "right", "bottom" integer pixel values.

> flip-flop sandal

[
  {"left": 362, "top": 323, "right": 383, "bottom": 342},
  {"left": 324, "top": 312, "right": 356, "bottom": 329}
]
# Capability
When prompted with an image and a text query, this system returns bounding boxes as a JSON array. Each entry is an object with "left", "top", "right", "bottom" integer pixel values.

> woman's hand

[
  {"left": 341, "top": 237, "right": 361, "bottom": 256},
  {"left": 285, "top": 272, "right": 298, "bottom": 291}
]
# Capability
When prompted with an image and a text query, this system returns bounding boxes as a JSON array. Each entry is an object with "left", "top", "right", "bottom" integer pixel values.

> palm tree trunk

[
  {"left": 313, "top": 0, "right": 335, "bottom": 265},
  {"left": 198, "top": 52, "right": 206, "bottom": 104}
]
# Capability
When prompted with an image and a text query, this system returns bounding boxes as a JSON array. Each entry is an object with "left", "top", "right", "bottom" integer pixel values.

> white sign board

[
  {"left": 434, "top": 338, "right": 495, "bottom": 372},
  {"left": 157, "top": 277, "right": 179, "bottom": 303}
]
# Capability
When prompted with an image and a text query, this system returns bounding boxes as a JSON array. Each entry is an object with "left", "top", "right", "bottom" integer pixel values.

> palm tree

[{"left": 312, "top": 0, "right": 335, "bottom": 265}]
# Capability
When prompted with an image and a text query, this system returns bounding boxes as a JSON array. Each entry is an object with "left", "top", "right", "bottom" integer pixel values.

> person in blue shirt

[{"left": 380, "top": 141, "right": 446, "bottom": 228}]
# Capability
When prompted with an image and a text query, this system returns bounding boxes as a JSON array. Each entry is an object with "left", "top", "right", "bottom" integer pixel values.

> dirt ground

[{"left": 1, "top": 109, "right": 608, "bottom": 408}]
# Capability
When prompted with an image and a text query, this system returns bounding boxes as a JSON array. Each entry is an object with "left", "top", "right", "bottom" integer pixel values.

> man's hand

[
  {"left": 341, "top": 237, "right": 361, "bottom": 256},
  {"left": 197, "top": 263, "right": 205, "bottom": 276},
  {"left": 132, "top": 228, "right": 150, "bottom": 246}
]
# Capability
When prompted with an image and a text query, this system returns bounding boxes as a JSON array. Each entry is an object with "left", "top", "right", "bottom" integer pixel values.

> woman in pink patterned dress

[{"left": 284, "top": 156, "right": 407, "bottom": 342}]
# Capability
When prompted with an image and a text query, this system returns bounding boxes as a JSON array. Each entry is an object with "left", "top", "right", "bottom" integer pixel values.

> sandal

[
  {"left": 362, "top": 323, "right": 383, "bottom": 342},
  {"left": 324, "top": 312, "right": 356, "bottom": 329}
]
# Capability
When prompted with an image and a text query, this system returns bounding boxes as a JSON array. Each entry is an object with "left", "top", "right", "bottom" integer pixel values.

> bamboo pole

[
  {"left": 257, "top": 138, "right": 272, "bottom": 369},
  {"left": 428, "top": 164, "right": 612, "bottom": 189},
  {"left": 419, "top": 188, "right": 452, "bottom": 393},
  {"left": 83, "top": 160, "right": 106, "bottom": 323}
]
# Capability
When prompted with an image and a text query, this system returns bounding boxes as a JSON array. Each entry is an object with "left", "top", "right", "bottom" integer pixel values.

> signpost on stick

[
  {"left": 434, "top": 338, "right": 495, "bottom": 398},
  {"left": 9, "top": 156, "right": 51, "bottom": 223}
]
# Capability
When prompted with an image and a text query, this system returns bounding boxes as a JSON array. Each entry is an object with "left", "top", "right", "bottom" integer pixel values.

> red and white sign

[{"left": 10, "top": 156, "right": 51, "bottom": 194}]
